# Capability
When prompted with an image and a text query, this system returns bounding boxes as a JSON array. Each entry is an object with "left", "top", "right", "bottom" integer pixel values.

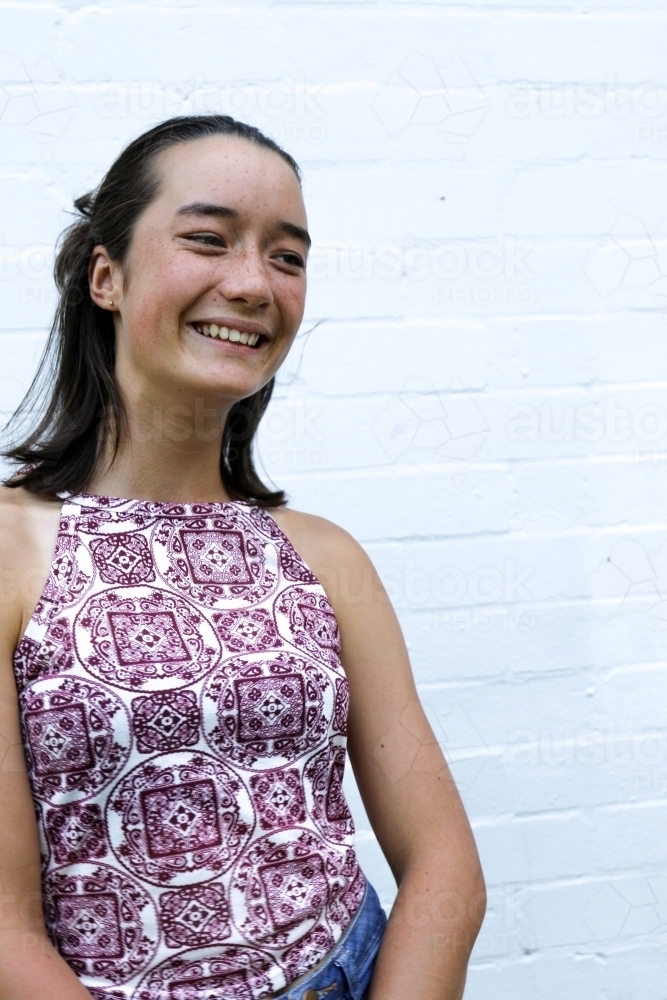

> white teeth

[{"left": 194, "top": 323, "right": 261, "bottom": 346}]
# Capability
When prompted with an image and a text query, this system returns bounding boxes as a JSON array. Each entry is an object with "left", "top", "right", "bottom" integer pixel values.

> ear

[{"left": 89, "top": 245, "right": 122, "bottom": 311}]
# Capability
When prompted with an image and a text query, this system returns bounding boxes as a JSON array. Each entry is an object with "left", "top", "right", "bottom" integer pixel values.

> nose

[{"left": 216, "top": 245, "right": 273, "bottom": 311}]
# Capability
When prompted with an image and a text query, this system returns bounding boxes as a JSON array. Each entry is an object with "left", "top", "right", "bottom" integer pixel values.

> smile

[{"left": 190, "top": 322, "right": 265, "bottom": 348}]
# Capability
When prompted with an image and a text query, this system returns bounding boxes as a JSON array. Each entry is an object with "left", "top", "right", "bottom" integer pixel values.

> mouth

[{"left": 187, "top": 320, "right": 270, "bottom": 350}]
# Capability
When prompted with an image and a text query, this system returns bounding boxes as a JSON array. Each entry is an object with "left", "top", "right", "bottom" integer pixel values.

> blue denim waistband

[{"left": 276, "top": 881, "right": 388, "bottom": 1000}]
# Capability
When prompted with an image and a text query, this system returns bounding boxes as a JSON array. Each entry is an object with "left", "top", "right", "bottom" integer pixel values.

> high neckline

[{"left": 61, "top": 490, "right": 254, "bottom": 512}]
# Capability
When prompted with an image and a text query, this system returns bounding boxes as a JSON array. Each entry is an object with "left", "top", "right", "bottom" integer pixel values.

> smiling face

[{"left": 92, "top": 134, "right": 309, "bottom": 409}]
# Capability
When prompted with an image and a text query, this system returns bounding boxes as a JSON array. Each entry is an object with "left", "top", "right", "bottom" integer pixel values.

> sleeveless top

[{"left": 12, "top": 492, "right": 365, "bottom": 999}]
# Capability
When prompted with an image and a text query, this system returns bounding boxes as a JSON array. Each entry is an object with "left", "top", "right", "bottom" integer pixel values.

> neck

[{"left": 86, "top": 393, "right": 236, "bottom": 505}]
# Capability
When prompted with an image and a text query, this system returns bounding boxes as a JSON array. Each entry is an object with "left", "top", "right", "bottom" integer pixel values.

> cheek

[
  {"left": 274, "top": 274, "right": 306, "bottom": 327},
  {"left": 123, "top": 251, "right": 202, "bottom": 333}
]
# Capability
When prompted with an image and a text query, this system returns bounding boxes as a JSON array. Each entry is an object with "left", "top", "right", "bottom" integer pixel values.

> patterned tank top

[{"left": 12, "top": 492, "right": 365, "bottom": 999}]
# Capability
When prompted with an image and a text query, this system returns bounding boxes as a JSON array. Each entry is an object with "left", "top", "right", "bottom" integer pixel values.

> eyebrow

[
  {"left": 275, "top": 220, "right": 311, "bottom": 250},
  {"left": 176, "top": 202, "right": 311, "bottom": 249}
]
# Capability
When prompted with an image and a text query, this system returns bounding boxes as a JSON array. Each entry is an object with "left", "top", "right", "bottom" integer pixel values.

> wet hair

[{"left": 1, "top": 114, "right": 302, "bottom": 506}]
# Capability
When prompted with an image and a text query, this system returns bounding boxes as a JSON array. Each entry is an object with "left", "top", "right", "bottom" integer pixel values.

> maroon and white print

[
  {"left": 279, "top": 544, "right": 319, "bottom": 584},
  {"left": 327, "top": 849, "right": 366, "bottom": 928},
  {"left": 106, "top": 751, "right": 254, "bottom": 886},
  {"left": 281, "top": 922, "right": 335, "bottom": 985},
  {"left": 332, "top": 677, "right": 350, "bottom": 736},
  {"left": 274, "top": 586, "right": 342, "bottom": 669},
  {"left": 45, "top": 802, "right": 108, "bottom": 865},
  {"left": 230, "top": 829, "right": 341, "bottom": 947},
  {"left": 212, "top": 607, "right": 282, "bottom": 654},
  {"left": 153, "top": 512, "right": 279, "bottom": 608},
  {"left": 159, "top": 883, "right": 231, "bottom": 948},
  {"left": 13, "top": 635, "right": 43, "bottom": 689},
  {"left": 14, "top": 626, "right": 76, "bottom": 689},
  {"left": 202, "top": 651, "right": 331, "bottom": 770},
  {"left": 12, "top": 494, "right": 364, "bottom": 999},
  {"left": 133, "top": 944, "right": 275, "bottom": 1000},
  {"left": 44, "top": 863, "right": 158, "bottom": 985},
  {"left": 21, "top": 676, "right": 130, "bottom": 804},
  {"left": 131, "top": 690, "right": 200, "bottom": 754},
  {"left": 74, "top": 587, "right": 221, "bottom": 691},
  {"left": 41, "top": 530, "right": 94, "bottom": 617},
  {"left": 304, "top": 741, "right": 355, "bottom": 844},
  {"left": 249, "top": 768, "right": 306, "bottom": 831},
  {"left": 90, "top": 532, "right": 156, "bottom": 586}
]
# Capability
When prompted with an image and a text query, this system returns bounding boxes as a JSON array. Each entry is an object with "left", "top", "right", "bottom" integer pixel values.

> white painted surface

[{"left": 0, "top": 4, "right": 665, "bottom": 994}]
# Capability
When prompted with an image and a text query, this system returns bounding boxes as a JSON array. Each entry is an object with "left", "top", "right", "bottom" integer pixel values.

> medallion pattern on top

[
  {"left": 211, "top": 607, "right": 282, "bottom": 654},
  {"left": 282, "top": 922, "right": 335, "bottom": 984},
  {"left": 153, "top": 509, "right": 279, "bottom": 608},
  {"left": 21, "top": 676, "right": 130, "bottom": 805},
  {"left": 131, "top": 690, "right": 200, "bottom": 754},
  {"left": 42, "top": 531, "right": 95, "bottom": 617},
  {"left": 44, "top": 862, "right": 159, "bottom": 985},
  {"left": 45, "top": 802, "right": 108, "bottom": 865},
  {"left": 159, "top": 882, "right": 231, "bottom": 948},
  {"left": 202, "top": 651, "right": 331, "bottom": 770},
  {"left": 12, "top": 495, "right": 365, "bottom": 999},
  {"left": 14, "top": 619, "right": 75, "bottom": 688},
  {"left": 274, "top": 586, "right": 342, "bottom": 668},
  {"left": 230, "top": 828, "right": 358, "bottom": 949},
  {"left": 74, "top": 587, "right": 221, "bottom": 691},
  {"left": 134, "top": 944, "right": 275, "bottom": 1000},
  {"left": 90, "top": 533, "right": 156, "bottom": 586},
  {"left": 248, "top": 767, "right": 306, "bottom": 831},
  {"left": 106, "top": 751, "right": 254, "bottom": 886},
  {"left": 304, "top": 740, "right": 355, "bottom": 844}
]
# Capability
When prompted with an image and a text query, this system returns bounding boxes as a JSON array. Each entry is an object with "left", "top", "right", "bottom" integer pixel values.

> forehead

[{"left": 151, "top": 135, "right": 306, "bottom": 223}]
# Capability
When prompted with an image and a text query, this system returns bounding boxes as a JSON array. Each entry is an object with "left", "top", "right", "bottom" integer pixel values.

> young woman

[{"left": 0, "top": 115, "right": 485, "bottom": 1000}]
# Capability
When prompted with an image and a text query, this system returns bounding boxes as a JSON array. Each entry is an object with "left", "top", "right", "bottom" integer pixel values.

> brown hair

[{"left": 1, "top": 114, "right": 302, "bottom": 506}]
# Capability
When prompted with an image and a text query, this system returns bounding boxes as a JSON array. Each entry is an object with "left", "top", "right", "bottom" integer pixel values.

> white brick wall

[{"left": 1, "top": 3, "right": 666, "bottom": 996}]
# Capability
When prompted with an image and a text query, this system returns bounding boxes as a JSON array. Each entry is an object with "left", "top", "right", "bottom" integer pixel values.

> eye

[
  {"left": 273, "top": 250, "right": 305, "bottom": 268},
  {"left": 186, "top": 232, "right": 225, "bottom": 247}
]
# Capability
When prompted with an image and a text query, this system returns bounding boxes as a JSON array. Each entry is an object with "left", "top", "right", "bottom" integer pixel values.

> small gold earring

[{"left": 108, "top": 299, "right": 114, "bottom": 307}]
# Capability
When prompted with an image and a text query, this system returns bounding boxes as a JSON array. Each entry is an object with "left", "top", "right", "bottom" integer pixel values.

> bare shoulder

[
  {"left": 0, "top": 484, "right": 40, "bottom": 558},
  {"left": 269, "top": 505, "right": 369, "bottom": 573},
  {"left": 0, "top": 483, "right": 60, "bottom": 548},
  {"left": 0, "top": 485, "right": 62, "bottom": 654},
  {"left": 268, "top": 504, "right": 383, "bottom": 614}
]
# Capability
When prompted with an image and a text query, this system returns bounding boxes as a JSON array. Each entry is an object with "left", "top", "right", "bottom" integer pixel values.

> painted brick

[{"left": 0, "top": 4, "right": 664, "bottom": 996}]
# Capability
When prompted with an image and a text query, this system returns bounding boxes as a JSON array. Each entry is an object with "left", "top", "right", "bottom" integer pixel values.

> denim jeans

[{"left": 275, "top": 881, "right": 387, "bottom": 1000}]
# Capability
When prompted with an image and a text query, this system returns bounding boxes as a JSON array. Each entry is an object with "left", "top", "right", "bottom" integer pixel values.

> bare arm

[
  {"left": 272, "top": 508, "right": 486, "bottom": 1000},
  {"left": 0, "top": 487, "right": 91, "bottom": 999}
]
